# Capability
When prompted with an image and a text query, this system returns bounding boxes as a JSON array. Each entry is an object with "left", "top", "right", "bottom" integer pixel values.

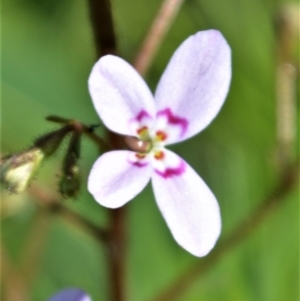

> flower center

[
  {"left": 124, "top": 136, "right": 152, "bottom": 153},
  {"left": 124, "top": 126, "right": 168, "bottom": 162},
  {"left": 154, "top": 130, "right": 168, "bottom": 142},
  {"left": 126, "top": 109, "right": 188, "bottom": 177}
]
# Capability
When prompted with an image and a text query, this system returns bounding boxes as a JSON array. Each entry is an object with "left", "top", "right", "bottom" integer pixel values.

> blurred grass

[{"left": 1, "top": 0, "right": 299, "bottom": 300}]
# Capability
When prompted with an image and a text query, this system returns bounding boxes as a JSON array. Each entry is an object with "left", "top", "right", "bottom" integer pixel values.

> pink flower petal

[
  {"left": 88, "top": 55, "right": 156, "bottom": 136},
  {"left": 151, "top": 150, "right": 221, "bottom": 256},
  {"left": 88, "top": 151, "right": 152, "bottom": 208},
  {"left": 47, "top": 288, "right": 91, "bottom": 301},
  {"left": 150, "top": 147, "right": 185, "bottom": 177},
  {"left": 154, "top": 30, "right": 231, "bottom": 144},
  {"left": 152, "top": 108, "right": 188, "bottom": 145}
]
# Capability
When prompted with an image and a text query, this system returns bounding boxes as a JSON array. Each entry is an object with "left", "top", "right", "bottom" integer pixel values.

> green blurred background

[{"left": 1, "top": 0, "right": 299, "bottom": 300}]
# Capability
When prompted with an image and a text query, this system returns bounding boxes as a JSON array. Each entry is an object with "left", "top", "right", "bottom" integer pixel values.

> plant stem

[
  {"left": 133, "top": 0, "right": 185, "bottom": 76},
  {"left": 29, "top": 185, "right": 109, "bottom": 242},
  {"left": 105, "top": 131, "right": 127, "bottom": 301},
  {"left": 108, "top": 207, "right": 127, "bottom": 301},
  {"left": 87, "top": 0, "right": 117, "bottom": 57},
  {"left": 1, "top": 245, "right": 29, "bottom": 301},
  {"left": 87, "top": 1, "right": 127, "bottom": 300},
  {"left": 20, "top": 210, "right": 52, "bottom": 291},
  {"left": 46, "top": 115, "right": 109, "bottom": 152},
  {"left": 275, "top": 5, "right": 298, "bottom": 169}
]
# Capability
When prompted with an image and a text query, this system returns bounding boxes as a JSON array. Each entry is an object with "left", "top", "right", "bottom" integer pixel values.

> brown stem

[
  {"left": 87, "top": 1, "right": 127, "bottom": 300},
  {"left": 105, "top": 116, "right": 127, "bottom": 301},
  {"left": 149, "top": 160, "right": 299, "bottom": 301},
  {"left": 107, "top": 207, "right": 127, "bottom": 301},
  {"left": 87, "top": 0, "right": 117, "bottom": 57},
  {"left": 275, "top": 6, "right": 298, "bottom": 169},
  {"left": 20, "top": 210, "right": 52, "bottom": 290},
  {"left": 1, "top": 245, "right": 29, "bottom": 301},
  {"left": 46, "top": 115, "right": 109, "bottom": 152},
  {"left": 133, "top": 0, "right": 185, "bottom": 76},
  {"left": 83, "top": 125, "right": 111, "bottom": 153}
]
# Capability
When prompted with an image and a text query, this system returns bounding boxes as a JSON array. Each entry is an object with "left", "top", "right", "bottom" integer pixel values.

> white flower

[{"left": 88, "top": 30, "right": 231, "bottom": 257}]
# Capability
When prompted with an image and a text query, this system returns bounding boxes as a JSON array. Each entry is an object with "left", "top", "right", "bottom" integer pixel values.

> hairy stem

[{"left": 46, "top": 115, "right": 109, "bottom": 152}]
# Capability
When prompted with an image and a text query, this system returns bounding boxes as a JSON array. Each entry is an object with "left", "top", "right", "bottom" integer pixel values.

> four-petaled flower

[{"left": 88, "top": 30, "right": 231, "bottom": 256}]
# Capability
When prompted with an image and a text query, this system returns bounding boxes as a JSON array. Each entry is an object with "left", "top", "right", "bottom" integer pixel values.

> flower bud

[
  {"left": 59, "top": 131, "right": 81, "bottom": 199},
  {"left": 0, "top": 148, "right": 44, "bottom": 194},
  {"left": 0, "top": 125, "right": 72, "bottom": 194}
]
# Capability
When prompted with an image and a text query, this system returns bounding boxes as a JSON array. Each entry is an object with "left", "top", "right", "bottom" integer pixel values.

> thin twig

[
  {"left": 149, "top": 160, "right": 299, "bottom": 301},
  {"left": 83, "top": 127, "right": 110, "bottom": 153},
  {"left": 275, "top": 5, "right": 299, "bottom": 169},
  {"left": 28, "top": 185, "right": 109, "bottom": 242},
  {"left": 20, "top": 210, "right": 52, "bottom": 290},
  {"left": 46, "top": 115, "right": 109, "bottom": 152},
  {"left": 133, "top": 0, "right": 185, "bottom": 76},
  {"left": 0, "top": 245, "right": 29, "bottom": 301}
]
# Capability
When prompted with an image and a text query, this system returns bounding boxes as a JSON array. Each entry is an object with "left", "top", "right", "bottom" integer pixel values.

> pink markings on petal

[
  {"left": 132, "top": 161, "right": 149, "bottom": 168},
  {"left": 129, "top": 110, "right": 153, "bottom": 137},
  {"left": 128, "top": 153, "right": 149, "bottom": 168},
  {"left": 155, "top": 160, "right": 186, "bottom": 178},
  {"left": 135, "top": 110, "right": 152, "bottom": 122},
  {"left": 157, "top": 108, "right": 188, "bottom": 137}
]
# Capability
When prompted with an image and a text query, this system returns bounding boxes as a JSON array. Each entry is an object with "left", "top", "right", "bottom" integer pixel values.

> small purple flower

[
  {"left": 47, "top": 288, "right": 91, "bottom": 301},
  {"left": 88, "top": 30, "right": 231, "bottom": 257}
]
